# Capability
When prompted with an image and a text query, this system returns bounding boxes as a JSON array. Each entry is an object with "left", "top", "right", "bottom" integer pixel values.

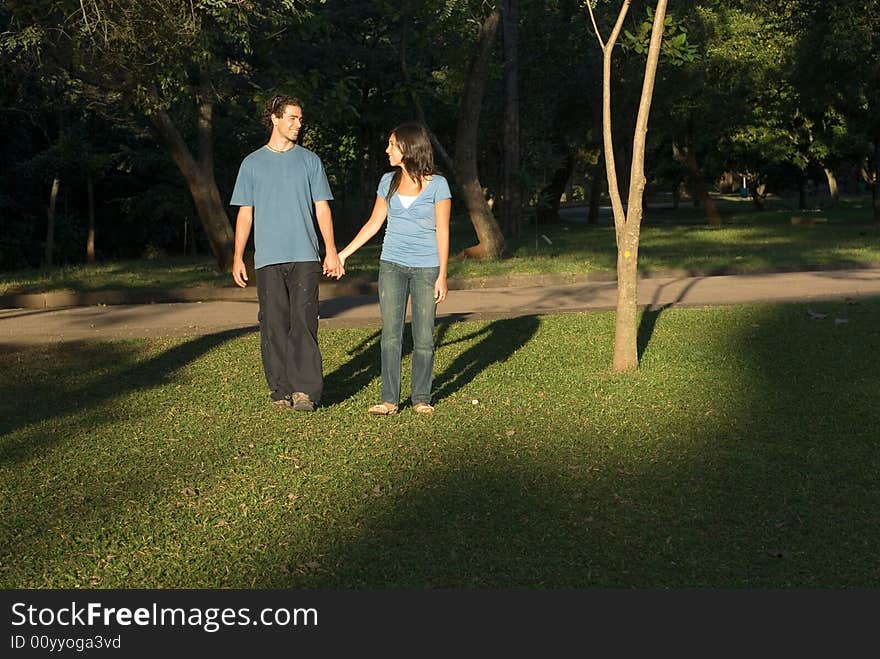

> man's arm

[
  {"left": 315, "top": 200, "right": 342, "bottom": 278},
  {"left": 232, "top": 206, "right": 253, "bottom": 288}
]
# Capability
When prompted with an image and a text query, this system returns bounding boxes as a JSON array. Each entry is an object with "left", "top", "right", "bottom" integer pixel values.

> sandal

[
  {"left": 368, "top": 401, "right": 399, "bottom": 415},
  {"left": 412, "top": 402, "right": 434, "bottom": 414}
]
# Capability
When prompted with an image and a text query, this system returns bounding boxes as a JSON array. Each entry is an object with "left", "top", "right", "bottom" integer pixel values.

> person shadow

[
  {"left": 432, "top": 315, "right": 541, "bottom": 401},
  {"left": 322, "top": 315, "right": 541, "bottom": 406},
  {"left": 321, "top": 328, "right": 384, "bottom": 405}
]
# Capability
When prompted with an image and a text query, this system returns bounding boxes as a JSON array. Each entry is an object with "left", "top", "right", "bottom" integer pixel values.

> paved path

[{"left": 1, "top": 268, "right": 879, "bottom": 344}]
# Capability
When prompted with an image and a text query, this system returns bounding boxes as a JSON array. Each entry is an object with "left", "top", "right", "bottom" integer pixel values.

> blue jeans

[{"left": 378, "top": 260, "right": 439, "bottom": 405}]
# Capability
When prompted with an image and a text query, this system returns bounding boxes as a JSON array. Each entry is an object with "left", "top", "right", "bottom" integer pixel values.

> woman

[{"left": 338, "top": 122, "right": 451, "bottom": 414}]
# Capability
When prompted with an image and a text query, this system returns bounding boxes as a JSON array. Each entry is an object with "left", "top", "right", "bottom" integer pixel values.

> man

[{"left": 230, "top": 94, "right": 342, "bottom": 411}]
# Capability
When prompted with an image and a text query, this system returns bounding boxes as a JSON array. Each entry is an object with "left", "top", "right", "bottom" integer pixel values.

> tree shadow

[
  {"left": 637, "top": 277, "right": 703, "bottom": 362},
  {"left": 0, "top": 326, "right": 255, "bottom": 464}
]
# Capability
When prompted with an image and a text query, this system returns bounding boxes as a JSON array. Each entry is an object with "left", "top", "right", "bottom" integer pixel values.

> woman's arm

[
  {"left": 434, "top": 198, "right": 451, "bottom": 303},
  {"left": 338, "top": 195, "right": 389, "bottom": 266}
]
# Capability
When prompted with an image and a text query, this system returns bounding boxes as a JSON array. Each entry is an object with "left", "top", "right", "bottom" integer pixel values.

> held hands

[
  {"left": 434, "top": 275, "right": 448, "bottom": 304},
  {"left": 232, "top": 259, "right": 249, "bottom": 288},
  {"left": 322, "top": 252, "right": 345, "bottom": 280}
]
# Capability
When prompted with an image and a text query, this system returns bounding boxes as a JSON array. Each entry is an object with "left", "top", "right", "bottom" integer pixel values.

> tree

[
  {"left": 455, "top": 6, "right": 506, "bottom": 260},
  {"left": 500, "top": 0, "right": 521, "bottom": 239},
  {"left": 6, "top": 0, "right": 311, "bottom": 271},
  {"left": 587, "top": 0, "right": 670, "bottom": 372},
  {"left": 797, "top": 0, "right": 880, "bottom": 221}
]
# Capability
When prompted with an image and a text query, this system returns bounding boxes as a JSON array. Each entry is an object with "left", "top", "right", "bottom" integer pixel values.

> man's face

[{"left": 273, "top": 104, "right": 304, "bottom": 142}]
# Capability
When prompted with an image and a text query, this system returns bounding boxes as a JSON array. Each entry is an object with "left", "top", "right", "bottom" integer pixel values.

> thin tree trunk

[
  {"left": 587, "top": 100, "right": 604, "bottom": 225},
  {"left": 749, "top": 180, "right": 764, "bottom": 211},
  {"left": 536, "top": 154, "right": 574, "bottom": 224},
  {"left": 672, "top": 141, "right": 721, "bottom": 225},
  {"left": 873, "top": 137, "right": 880, "bottom": 223},
  {"left": 86, "top": 172, "right": 96, "bottom": 263},
  {"left": 588, "top": 164, "right": 603, "bottom": 224},
  {"left": 149, "top": 104, "right": 235, "bottom": 271},
  {"left": 45, "top": 177, "right": 60, "bottom": 267},
  {"left": 455, "top": 8, "right": 504, "bottom": 260},
  {"left": 613, "top": 0, "right": 668, "bottom": 372},
  {"left": 588, "top": 0, "right": 668, "bottom": 372},
  {"left": 798, "top": 170, "right": 808, "bottom": 210},
  {"left": 399, "top": 0, "right": 455, "bottom": 174},
  {"left": 823, "top": 167, "right": 839, "bottom": 207},
  {"left": 501, "top": 0, "right": 521, "bottom": 239}
]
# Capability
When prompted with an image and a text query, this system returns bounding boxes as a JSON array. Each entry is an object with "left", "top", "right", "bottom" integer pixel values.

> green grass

[
  {"left": 2, "top": 196, "right": 878, "bottom": 295},
  {"left": 2, "top": 299, "right": 879, "bottom": 587},
  {"left": 0, "top": 256, "right": 228, "bottom": 295}
]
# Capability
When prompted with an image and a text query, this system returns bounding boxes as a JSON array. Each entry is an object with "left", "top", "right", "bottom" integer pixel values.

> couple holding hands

[{"left": 230, "top": 94, "right": 450, "bottom": 415}]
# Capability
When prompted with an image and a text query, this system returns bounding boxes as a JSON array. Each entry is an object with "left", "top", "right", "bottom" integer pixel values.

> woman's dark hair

[
  {"left": 262, "top": 94, "right": 303, "bottom": 129},
  {"left": 387, "top": 122, "right": 436, "bottom": 200}
]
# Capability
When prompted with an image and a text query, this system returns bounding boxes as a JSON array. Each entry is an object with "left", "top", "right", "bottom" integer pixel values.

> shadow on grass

[
  {"left": 637, "top": 277, "right": 704, "bottom": 363},
  {"left": 433, "top": 316, "right": 540, "bottom": 402},
  {"left": 321, "top": 328, "right": 383, "bottom": 405},
  {"left": 0, "top": 327, "right": 255, "bottom": 464},
  {"left": 322, "top": 317, "right": 540, "bottom": 406},
  {"left": 247, "top": 301, "right": 880, "bottom": 588},
  {"left": 4, "top": 301, "right": 880, "bottom": 587}
]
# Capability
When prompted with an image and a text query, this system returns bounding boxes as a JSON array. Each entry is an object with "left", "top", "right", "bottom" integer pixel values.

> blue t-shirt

[
  {"left": 377, "top": 172, "right": 451, "bottom": 268},
  {"left": 230, "top": 145, "right": 333, "bottom": 269}
]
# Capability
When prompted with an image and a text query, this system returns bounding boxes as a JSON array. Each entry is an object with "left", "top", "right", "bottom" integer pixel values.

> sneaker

[
  {"left": 291, "top": 392, "right": 315, "bottom": 412},
  {"left": 271, "top": 396, "right": 291, "bottom": 409}
]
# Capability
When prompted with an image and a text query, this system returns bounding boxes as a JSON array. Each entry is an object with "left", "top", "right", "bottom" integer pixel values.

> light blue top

[
  {"left": 377, "top": 172, "right": 451, "bottom": 268},
  {"left": 230, "top": 145, "right": 333, "bottom": 269}
]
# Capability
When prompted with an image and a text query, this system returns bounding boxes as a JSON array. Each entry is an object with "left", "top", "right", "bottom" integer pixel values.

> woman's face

[{"left": 386, "top": 134, "right": 404, "bottom": 167}]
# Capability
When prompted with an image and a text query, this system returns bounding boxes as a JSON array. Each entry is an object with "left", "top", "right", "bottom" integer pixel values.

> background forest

[{"left": 1, "top": 0, "right": 878, "bottom": 270}]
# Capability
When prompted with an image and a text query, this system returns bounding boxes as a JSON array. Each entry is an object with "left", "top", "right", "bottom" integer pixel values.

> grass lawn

[
  {"left": 2, "top": 298, "right": 879, "bottom": 588},
  {"left": 2, "top": 196, "right": 878, "bottom": 295}
]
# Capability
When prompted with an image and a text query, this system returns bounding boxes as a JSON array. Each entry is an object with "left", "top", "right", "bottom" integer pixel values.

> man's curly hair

[{"left": 262, "top": 94, "right": 304, "bottom": 129}]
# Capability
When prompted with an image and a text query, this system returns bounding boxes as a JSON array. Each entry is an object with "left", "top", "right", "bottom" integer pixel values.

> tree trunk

[
  {"left": 613, "top": 230, "right": 640, "bottom": 372},
  {"left": 149, "top": 104, "right": 235, "bottom": 271},
  {"left": 537, "top": 154, "right": 574, "bottom": 224},
  {"left": 672, "top": 140, "right": 721, "bottom": 225},
  {"left": 589, "top": 0, "right": 668, "bottom": 372},
  {"left": 86, "top": 172, "right": 96, "bottom": 263},
  {"left": 455, "top": 8, "right": 504, "bottom": 260},
  {"left": 798, "top": 170, "right": 808, "bottom": 210},
  {"left": 873, "top": 136, "right": 880, "bottom": 224},
  {"left": 587, "top": 100, "right": 604, "bottom": 225},
  {"left": 588, "top": 164, "right": 603, "bottom": 224},
  {"left": 749, "top": 181, "right": 764, "bottom": 211},
  {"left": 501, "top": 0, "right": 521, "bottom": 239},
  {"left": 399, "top": 0, "right": 455, "bottom": 174},
  {"left": 823, "top": 167, "right": 839, "bottom": 207},
  {"left": 45, "top": 177, "right": 60, "bottom": 267}
]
